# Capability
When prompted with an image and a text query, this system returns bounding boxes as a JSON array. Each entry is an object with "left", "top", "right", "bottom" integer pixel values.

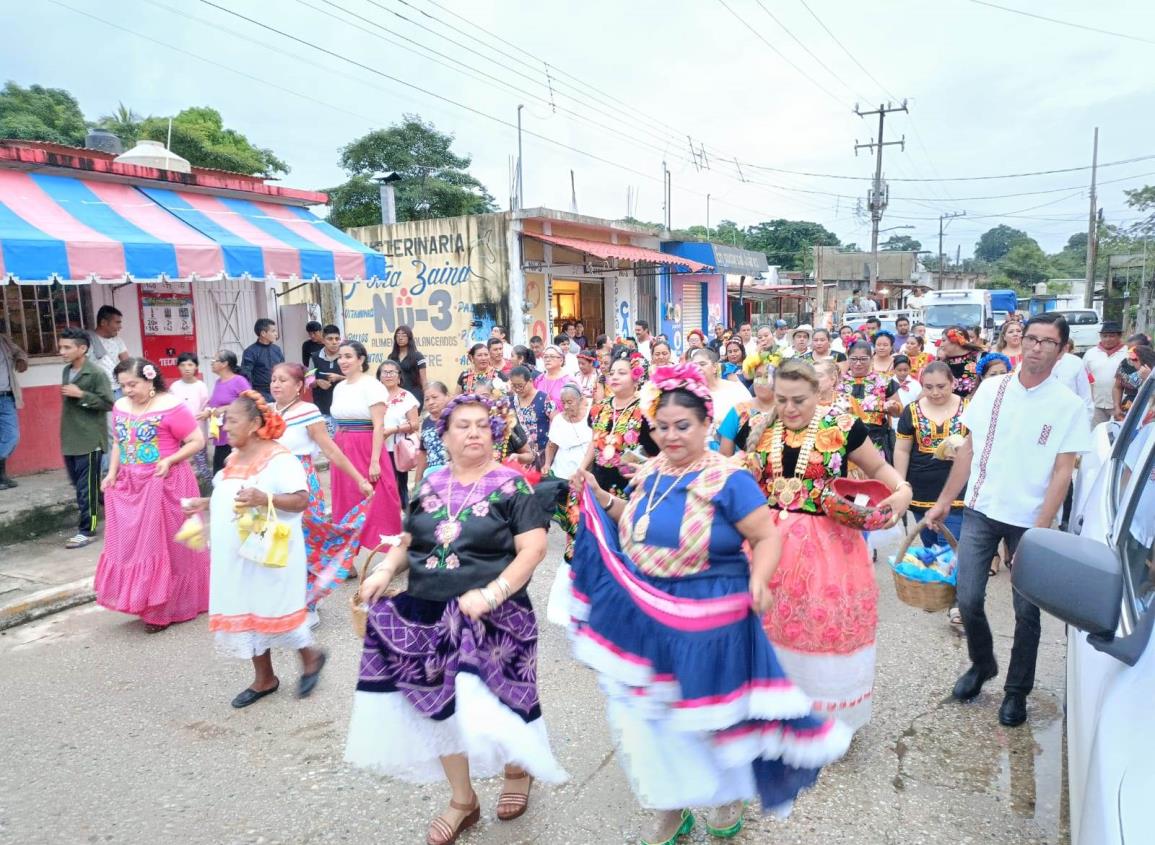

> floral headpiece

[
  {"left": 742, "top": 349, "right": 782, "bottom": 380},
  {"left": 976, "top": 352, "right": 1012, "bottom": 378},
  {"left": 639, "top": 363, "right": 714, "bottom": 423},
  {"left": 142, "top": 363, "right": 157, "bottom": 380},
  {"left": 436, "top": 391, "right": 510, "bottom": 441},
  {"left": 239, "top": 389, "right": 287, "bottom": 440},
  {"left": 628, "top": 351, "right": 649, "bottom": 383}
]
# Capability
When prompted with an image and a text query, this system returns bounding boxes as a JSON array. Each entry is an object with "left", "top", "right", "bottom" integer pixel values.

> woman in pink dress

[
  {"left": 533, "top": 345, "right": 574, "bottom": 409},
  {"left": 95, "top": 357, "right": 210, "bottom": 632}
]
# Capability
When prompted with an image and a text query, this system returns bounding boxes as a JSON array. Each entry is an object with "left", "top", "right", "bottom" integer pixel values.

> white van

[
  {"left": 1051, "top": 309, "right": 1102, "bottom": 353},
  {"left": 915, "top": 289, "right": 994, "bottom": 344}
]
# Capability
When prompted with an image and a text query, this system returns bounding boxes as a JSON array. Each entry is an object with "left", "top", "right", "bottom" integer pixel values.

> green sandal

[
  {"left": 705, "top": 802, "right": 746, "bottom": 838},
  {"left": 642, "top": 809, "right": 694, "bottom": 845}
]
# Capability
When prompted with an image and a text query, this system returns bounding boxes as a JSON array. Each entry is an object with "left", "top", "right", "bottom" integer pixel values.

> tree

[
  {"left": 1124, "top": 185, "right": 1155, "bottom": 236},
  {"left": 974, "top": 225, "right": 1031, "bottom": 263},
  {"left": 0, "top": 81, "right": 87, "bottom": 145},
  {"left": 328, "top": 114, "right": 496, "bottom": 228},
  {"left": 999, "top": 241, "right": 1052, "bottom": 287},
  {"left": 880, "top": 234, "right": 921, "bottom": 252},
  {"left": 97, "top": 102, "right": 143, "bottom": 148},
  {"left": 1048, "top": 231, "right": 1088, "bottom": 278},
  {"left": 743, "top": 219, "right": 839, "bottom": 270},
  {"left": 138, "top": 107, "right": 288, "bottom": 176}
]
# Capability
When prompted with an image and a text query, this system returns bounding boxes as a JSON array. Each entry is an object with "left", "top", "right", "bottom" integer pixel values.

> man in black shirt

[
  {"left": 241, "top": 318, "right": 284, "bottom": 401},
  {"left": 310, "top": 324, "right": 344, "bottom": 433},
  {"left": 301, "top": 320, "right": 325, "bottom": 366}
]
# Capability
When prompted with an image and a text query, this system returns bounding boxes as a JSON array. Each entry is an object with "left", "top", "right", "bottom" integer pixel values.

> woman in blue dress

[{"left": 567, "top": 364, "right": 850, "bottom": 844}]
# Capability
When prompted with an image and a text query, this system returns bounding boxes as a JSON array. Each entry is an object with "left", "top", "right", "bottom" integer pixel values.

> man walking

[
  {"left": 894, "top": 316, "right": 911, "bottom": 351},
  {"left": 0, "top": 333, "right": 28, "bottom": 489},
  {"left": 927, "top": 313, "right": 1090, "bottom": 727},
  {"left": 89, "top": 305, "right": 130, "bottom": 390},
  {"left": 241, "top": 318, "right": 284, "bottom": 402},
  {"left": 58, "top": 329, "right": 114, "bottom": 549},
  {"left": 738, "top": 322, "right": 757, "bottom": 359},
  {"left": 309, "top": 324, "right": 344, "bottom": 436},
  {"left": 1083, "top": 320, "right": 1127, "bottom": 426},
  {"left": 634, "top": 320, "right": 654, "bottom": 360}
]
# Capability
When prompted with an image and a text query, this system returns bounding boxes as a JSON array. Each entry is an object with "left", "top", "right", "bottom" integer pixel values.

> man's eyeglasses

[{"left": 1022, "top": 336, "right": 1061, "bottom": 350}]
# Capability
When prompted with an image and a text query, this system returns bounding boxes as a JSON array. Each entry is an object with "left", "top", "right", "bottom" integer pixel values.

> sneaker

[
  {"left": 65, "top": 533, "right": 95, "bottom": 549},
  {"left": 307, "top": 609, "right": 321, "bottom": 629}
]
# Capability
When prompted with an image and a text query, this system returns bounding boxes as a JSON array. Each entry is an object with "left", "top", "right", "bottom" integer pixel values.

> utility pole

[
  {"left": 855, "top": 101, "right": 908, "bottom": 290},
  {"left": 938, "top": 211, "right": 966, "bottom": 290},
  {"left": 1084, "top": 127, "right": 1099, "bottom": 309},
  {"left": 516, "top": 105, "right": 525, "bottom": 210},
  {"left": 706, "top": 193, "right": 711, "bottom": 241}
]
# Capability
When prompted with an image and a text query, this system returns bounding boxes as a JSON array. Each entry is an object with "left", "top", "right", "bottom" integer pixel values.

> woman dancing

[
  {"left": 581, "top": 357, "right": 659, "bottom": 498},
  {"left": 346, "top": 394, "right": 567, "bottom": 844},
  {"left": 747, "top": 359, "right": 911, "bottom": 731},
  {"left": 840, "top": 341, "right": 902, "bottom": 462},
  {"left": 568, "top": 364, "right": 850, "bottom": 843}
]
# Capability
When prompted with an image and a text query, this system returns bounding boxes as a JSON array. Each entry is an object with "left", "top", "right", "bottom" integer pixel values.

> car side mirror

[
  {"left": 984, "top": 316, "right": 995, "bottom": 329},
  {"left": 1012, "top": 528, "right": 1121, "bottom": 637}
]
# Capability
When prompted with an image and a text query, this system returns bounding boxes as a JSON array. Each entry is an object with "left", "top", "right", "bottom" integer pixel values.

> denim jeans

[
  {"left": 955, "top": 507, "right": 1040, "bottom": 695},
  {"left": 64, "top": 450, "right": 102, "bottom": 535},
  {"left": 0, "top": 394, "right": 18, "bottom": 459}
]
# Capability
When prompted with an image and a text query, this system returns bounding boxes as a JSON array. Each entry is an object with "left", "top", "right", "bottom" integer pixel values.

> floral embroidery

[
  {"left": 423, "top": 475, "right": 533, "bottom": 570},
  {"left": 748, "top": 409, "right": 856, "bottom": 514},
  {"left": 839, "top": 372, "right": 891, "bottom": 426},
  {"left": 116, "top": 411, "right": 165, "bottom": 465},
  {"left": 947, "top": 353, "right": 979, "bottom": 397},
  {"left": 914, "top": 402, "right": 966, "bottom": 452},
  {"left": 591, "top": 397, "right": 645, "bottom": 469}
]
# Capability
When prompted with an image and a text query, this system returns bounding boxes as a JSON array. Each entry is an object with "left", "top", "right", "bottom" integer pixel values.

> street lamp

[{"left": 372, "top": 171, "right": 402, "bottom": 226}]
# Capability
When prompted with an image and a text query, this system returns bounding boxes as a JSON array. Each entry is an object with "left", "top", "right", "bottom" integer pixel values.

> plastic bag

[
  {"left": 174, "top": 513, "right": 207, "bottom": 551},
  {"left": 237, "top": 499, "right": 292, "bottom": 568},
  {"left": 890, "top": 543, "right": 957, "bottom": 585}
]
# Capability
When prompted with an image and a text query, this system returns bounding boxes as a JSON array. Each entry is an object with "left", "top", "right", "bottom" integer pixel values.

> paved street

[{"left": 0, "top": 531, "right": 1067, "bottom": 845}]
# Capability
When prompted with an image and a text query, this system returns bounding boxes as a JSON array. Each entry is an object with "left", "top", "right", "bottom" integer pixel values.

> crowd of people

[{"left": 2, "top": 303, "right": 1153, "bottom": 844}]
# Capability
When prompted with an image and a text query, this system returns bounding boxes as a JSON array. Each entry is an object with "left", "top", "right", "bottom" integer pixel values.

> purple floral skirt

[{"left": 355, "top": 592, "right": 543, "bottom": 722}]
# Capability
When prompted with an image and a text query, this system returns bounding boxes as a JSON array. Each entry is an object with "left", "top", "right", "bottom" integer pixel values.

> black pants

[
  {"left": 212, "top": 444, "right": 232, "bottom": 475},
  {"left": 394, "top": 466, "right": 410, "bottom": 511},
  {"left": 955, "top": 508, "right": 1040, "bottom": 695},
  {"left": 64, "top": 450, "right": 101, "bottom": 536}
]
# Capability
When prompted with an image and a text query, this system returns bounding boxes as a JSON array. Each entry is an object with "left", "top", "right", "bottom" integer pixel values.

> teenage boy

[
  {"left": 58, "top": 328, "right": 114, "bottom": 549},
  {"left": 301, "top": 320, "right": 325, "bottom": 366},
  {"left": 242, "top": 318, "right": 284, "bottom": 401},
  {"left": 309, "top": 324, "right": 344, "bottom": 435}
]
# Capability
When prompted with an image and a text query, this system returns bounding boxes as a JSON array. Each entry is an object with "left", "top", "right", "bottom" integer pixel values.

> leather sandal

[
  {"left": 426, "top": 797, "right": 480, "bottom": 845},
  {"left": 495, "top": 768, "right": 533, "bottom": 821}
]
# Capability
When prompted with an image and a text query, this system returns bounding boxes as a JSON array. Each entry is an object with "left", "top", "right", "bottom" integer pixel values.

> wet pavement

[{"left": 0, "top": 530, "right": 1068, "bottom": 845}]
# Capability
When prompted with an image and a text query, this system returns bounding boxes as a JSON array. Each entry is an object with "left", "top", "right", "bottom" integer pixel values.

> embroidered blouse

[
  {"left": 589, "top": 396, "right": 659, "bottom": 495},
  {"left": 896, "top": 398, "right": 968, "bottom": 509},
  {"left": 839, "top": 373, "right": 899, "bottom": 428},
  {"left": 114, "top": 403, "right": 197, "bottom": 465}
]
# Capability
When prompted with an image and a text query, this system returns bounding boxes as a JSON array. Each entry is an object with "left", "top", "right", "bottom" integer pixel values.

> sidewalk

[{"left": 0, "top": 469, "right": 79, "bottom": 545}]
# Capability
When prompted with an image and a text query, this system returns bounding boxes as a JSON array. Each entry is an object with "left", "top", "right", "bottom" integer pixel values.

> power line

[
  {"left": 752, "top": 0, "right": 869, "bottom": 102},
  {"left": 796, "top": 0, "right": 900, "bottom": 103},
  {"left": 743, "top": 153, "right": 1155, "bottom": 182},
  {"left": 967, "top": 0, "right": 1155, "bottom": 46},
  {"left": 714, "top": 0, "right": 850, "bottom": 108}
]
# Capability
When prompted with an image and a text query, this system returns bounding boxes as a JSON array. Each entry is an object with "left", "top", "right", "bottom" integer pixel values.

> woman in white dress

[
  {"left": 270, "top": 363, "right": 374, "bottom": 625},
  {"left": 376, "top": 359, "right": 421, "bottom": 509},
  {"left": 182, "top": 391, "right": 327, "bottom": 708}
]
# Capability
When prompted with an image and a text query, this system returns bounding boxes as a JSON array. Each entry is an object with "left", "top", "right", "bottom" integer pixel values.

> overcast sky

[{"left": 8, "top": 0, "right": 1154, "bottom": 256}]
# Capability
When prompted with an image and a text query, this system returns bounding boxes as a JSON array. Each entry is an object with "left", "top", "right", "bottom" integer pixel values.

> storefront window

[{"left": 1, "top": 283, "right": 92, "bottom": 356}]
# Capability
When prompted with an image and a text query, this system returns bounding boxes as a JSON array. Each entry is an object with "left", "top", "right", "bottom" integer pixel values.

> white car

[
  {"left": 1013, "top": 376, "right": 1155, "bottom": 845},
  {"left": 1051, "top": 309, "right": 1102, "bottom": 353}
]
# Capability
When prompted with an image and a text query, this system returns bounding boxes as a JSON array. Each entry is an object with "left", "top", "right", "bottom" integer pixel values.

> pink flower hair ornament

[{"left": 639, "top": 363, "right": 714, "bottom": 423}]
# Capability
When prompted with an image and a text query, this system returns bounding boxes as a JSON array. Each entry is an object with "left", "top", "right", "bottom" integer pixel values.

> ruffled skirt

[
  {"left": 344, "top": 592, "right": 568, "bottom": 784},
  {"left": 763, "top": 511, "right": 878, "bottom": 730},
  {"left": 567, "top": 489, "right": 850, "bottom": 813},
  {"left": 94, "top": 461, "right": 209, "bottom": 626},
  {"left": 331, "top": 429, "right": 401, "bottom": 548},
  {"left": 299, "top": 455, "right": 369, "bottom": 609}
]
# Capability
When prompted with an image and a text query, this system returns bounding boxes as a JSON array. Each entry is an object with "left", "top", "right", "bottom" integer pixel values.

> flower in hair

[
  {"left": 436, "top": 392, "right": 508, "bottom": 442},
  {"left": 742, "top": 350, "right": 781, "bottom": 380},
  {"left": 640, "top": 363, "right": 714, "bottom": 422},
  {"left": 142, "top": 364, "right": 157, "bottom": 380},
  {"left": 240, "top": 389, "right": 286, "bottom": 439}
]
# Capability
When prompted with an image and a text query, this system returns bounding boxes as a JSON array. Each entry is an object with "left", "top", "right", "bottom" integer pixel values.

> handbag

[
  {"left": 237, "top": 498, "right": 292, "bottom": 568},
  {"left": 393, "top": 434, "right": 420, "bottom": 472},
  {"left": 820, "top": 478, "right": 893, "bottom": 530}
]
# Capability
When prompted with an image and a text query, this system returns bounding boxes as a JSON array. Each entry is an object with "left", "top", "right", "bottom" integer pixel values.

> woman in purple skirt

[{"left": 346, "top": 393, "right": 566, "bottom": 845}]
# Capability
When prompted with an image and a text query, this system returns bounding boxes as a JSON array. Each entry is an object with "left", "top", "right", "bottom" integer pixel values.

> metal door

[{"left": 682, "top": 280, "right": 703, "bottom": 336}]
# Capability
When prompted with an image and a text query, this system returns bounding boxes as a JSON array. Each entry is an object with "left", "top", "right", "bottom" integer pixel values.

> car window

[
  {"left": 1110, "top": 378, "right": 1155, "bottom": 519},
  {"left": 1118, "top": 415, "right": 1155, "bottom": 624}
]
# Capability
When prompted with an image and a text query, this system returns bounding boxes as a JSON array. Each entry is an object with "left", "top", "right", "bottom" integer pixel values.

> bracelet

[
  {"left": 600, "top": 491, "right": 615, "bottom": 509},
  {"left": 493, "top": 577, "right": 512, "bottom": 600},
  {"left": 893, "top": 481, "right": 912, "bottom": 493},
  {"left": 480, "top": 587, "right": 498, "bottom": 612}
]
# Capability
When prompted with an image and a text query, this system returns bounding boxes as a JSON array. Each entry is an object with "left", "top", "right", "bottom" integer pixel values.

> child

[
  {"left": 170, "top": 352, "right": 211, "bottom": 487},
  {"left": 58, "top": 328, "right": 114, "bottom": 549},
  {"left": 891, "top": 354, "right": 922, "bottom": 430},
  {"left": 976, "top": 352, "right": 1012, "bottom": 380}
]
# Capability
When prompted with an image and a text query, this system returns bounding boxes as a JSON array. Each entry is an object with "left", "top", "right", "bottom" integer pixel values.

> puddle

[{"left": 894, "top": 694, "right": 1067, "bottom": 842}]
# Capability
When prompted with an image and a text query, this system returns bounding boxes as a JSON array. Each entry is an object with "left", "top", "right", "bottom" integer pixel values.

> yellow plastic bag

[
  {"left": 237, "top": 498, "right": 290, "bottom": 568},
  {"left": 174, "top": 513, "right": 207, "bottom": 551},
  {"left": 208, "top": 413, "right": 221, "bottom": 441}
]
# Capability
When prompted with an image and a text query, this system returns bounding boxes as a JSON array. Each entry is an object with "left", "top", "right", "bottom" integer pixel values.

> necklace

[
  {"left": 128, "top": 393, "right": 158, "bottom": 416},
  {"left": 768, "top": 411, "right": 822, "bottom": 509},
  {"left": 441, "top": 472, "right": 485, "bottom": 547},
  {"left": 274, "top": 397, "right": 299, "bottom": 415},
  {"left": 600, "top": 395, "right": 638, "bottom": 463},
  {"left": 632, "top": 457, "right": 704, "bottom": 543}
]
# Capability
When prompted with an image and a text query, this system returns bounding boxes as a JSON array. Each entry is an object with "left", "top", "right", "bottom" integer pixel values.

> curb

[{"left": 0, "top": 577, "right": 95, "bottom": 631}]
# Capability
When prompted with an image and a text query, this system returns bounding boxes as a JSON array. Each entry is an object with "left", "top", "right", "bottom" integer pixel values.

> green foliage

[
  {"left": 881, "top": 234, "right": 921, "bottom": 252},
  {"left": 1048, "top": 232, "right": 1087, "bottom": 278},
  {"left": 743, "top": 219, "right": 840, "bottom": 269},
  {"left": 0, "top": 81, "right": 88, "bottom": 145},
  {"left": 1124, "top": 185, "right": 1155, "bottom": 236},
  {"left": 974, "top": 225, "right": 1031, "bottom": 263},
  {"left": 710, "top": 220, "right": 748, "bottom": 248},
  {"left": 999, "top": 240, "right": 1052, "bottom": 287},
  {"left": 97, "top": 103, "right": 143, "bottom": 148},
  {"left": 138, "top": 107, "right": 288, "bottom": 176},
  {"left": 328, "top": 114, "right": 495, "bottom": 228}
]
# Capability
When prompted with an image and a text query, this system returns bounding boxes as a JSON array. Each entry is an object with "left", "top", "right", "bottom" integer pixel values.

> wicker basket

[
  {"left": 891, "top": 517, "right": 959, "bottom": 612},
  {"left": 350, "top": 542, "right": 401, "bottom": 639}
]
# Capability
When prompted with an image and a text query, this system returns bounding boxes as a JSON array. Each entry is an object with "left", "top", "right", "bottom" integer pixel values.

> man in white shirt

[
  {"left": 690, "top": 348, "right": 751, "bottom": 447},
  {"left": 89, "top": 305, "right": 130, "bottom": 390},
  {"left": 772, "top": 320, "right": 793, "bottom": 357},
  {"left": 490, "top": 325, "right": 514, "bottom": 362},
  {"left": 1082, "top": 321, "right": 1127, "bottom": 426},
  {"left": 927, "top": 312, "right": 1091, "bottom": 728},
  {"left": 738, "top": 322, "right": 758, "bottom": 359},
  {"left": 634, "top": 320, "right": 654, "bottom": 361},
  {"left": 1051, "top": 345, "right": 1094, "bottom": 423}
]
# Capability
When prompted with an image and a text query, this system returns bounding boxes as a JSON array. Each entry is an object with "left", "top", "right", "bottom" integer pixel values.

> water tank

[
  {"left": 85, "top": 129, "right": 123, "bottom": 154},
  {"left": 114, "top": 139, "right": 191, "bottom": 173}
]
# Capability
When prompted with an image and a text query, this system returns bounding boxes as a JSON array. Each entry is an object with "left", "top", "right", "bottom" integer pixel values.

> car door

[{"left": 1069, "top": 382, "right": 1155, "bottom": 845}]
